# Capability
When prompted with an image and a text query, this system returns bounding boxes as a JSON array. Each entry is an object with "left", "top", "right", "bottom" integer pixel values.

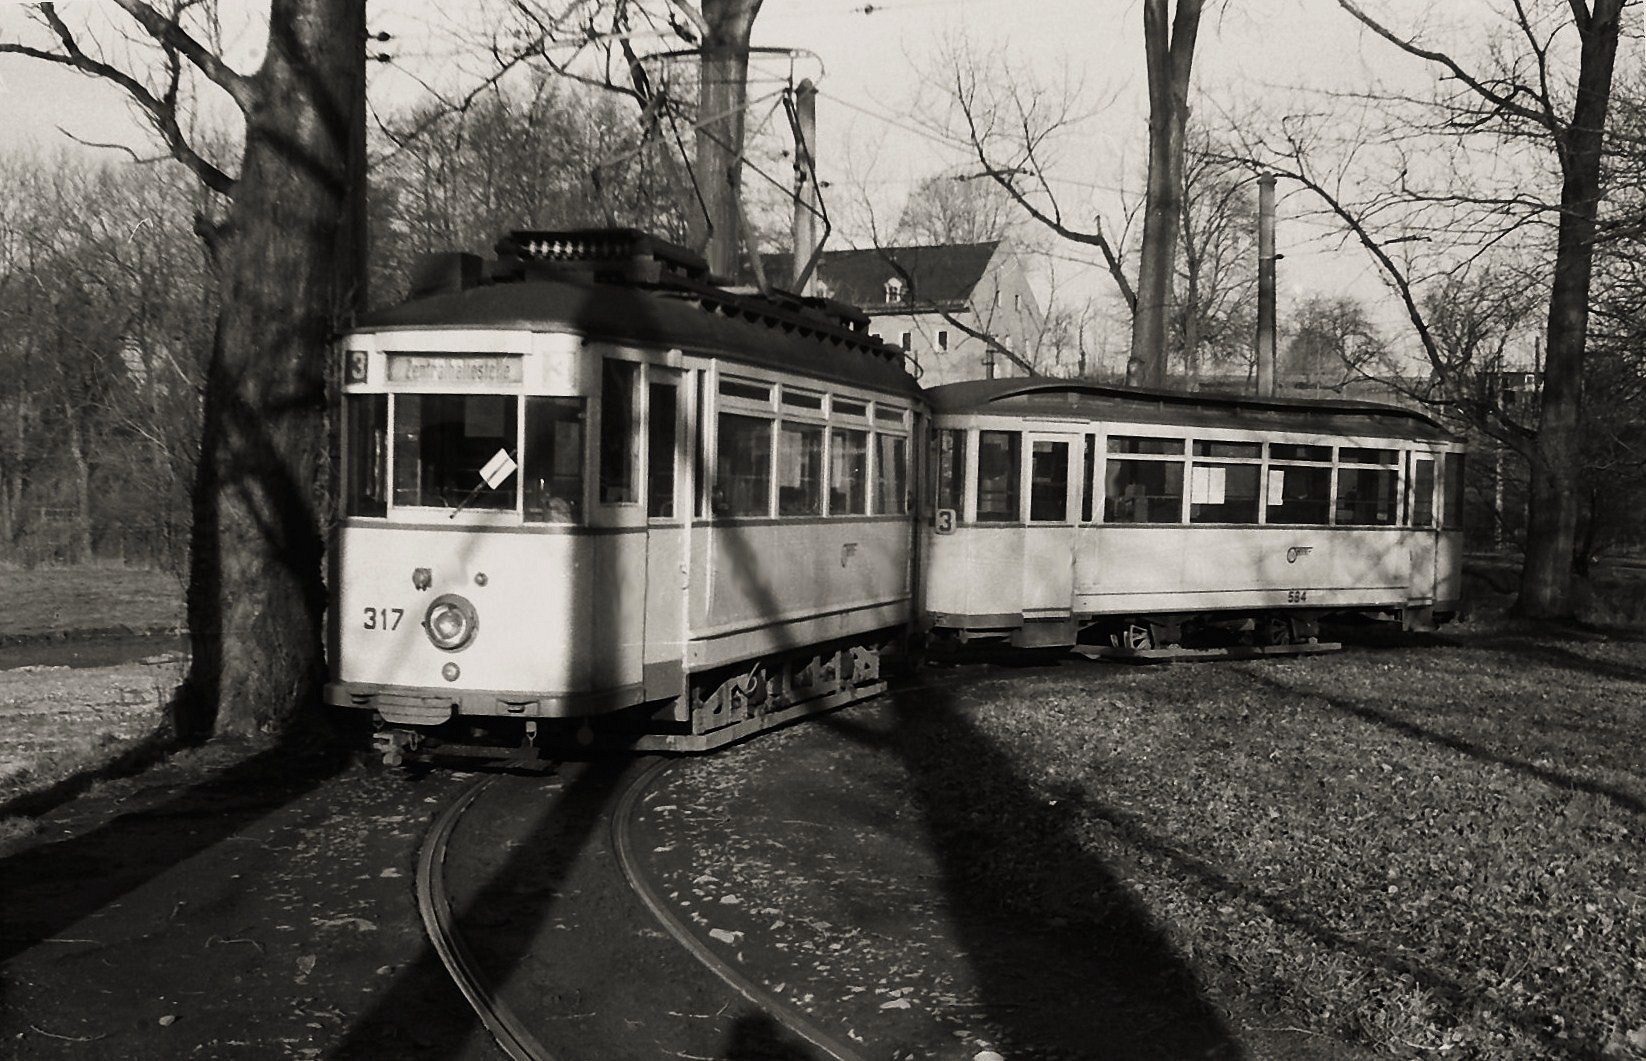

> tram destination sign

[{"left": 386, "top": 354, "right": 524, "bottom": 385}]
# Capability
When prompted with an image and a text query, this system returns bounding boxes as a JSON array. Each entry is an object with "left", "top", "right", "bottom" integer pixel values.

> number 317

[{"left": 363, "top": 607, "right": 404, "bottom": 630}]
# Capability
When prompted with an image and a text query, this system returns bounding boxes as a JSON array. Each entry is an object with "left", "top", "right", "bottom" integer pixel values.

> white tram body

[
  {"left": 324, "top": 231, "right": 922, "bottom": 756},
  {"left": 921, "top": 380, "right": 1465, "bottom": 649}
]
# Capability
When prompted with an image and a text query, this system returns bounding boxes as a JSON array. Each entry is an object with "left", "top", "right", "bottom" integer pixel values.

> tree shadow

[
  {"left": 0, "top": 731, "right": 349, "bottom": 967},
  {"left": 820, "top": 684, "right": 1244, "bottom": 1060},
  {"left": 1242, "top": 668, "right": 1646, "bottom": 816}
]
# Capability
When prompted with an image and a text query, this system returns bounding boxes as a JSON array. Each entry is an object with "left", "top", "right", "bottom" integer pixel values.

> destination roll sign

[{"left": 386, "top": 354, "right": 524, "bottom": 384}]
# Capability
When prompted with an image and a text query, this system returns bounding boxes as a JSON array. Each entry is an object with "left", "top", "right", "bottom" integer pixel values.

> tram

[
  {"left": 921, "top": 379, "right": 1465, "bottom": 650},
  {"left": 324, "top": 230, "right": 922, "bottom": 759}
]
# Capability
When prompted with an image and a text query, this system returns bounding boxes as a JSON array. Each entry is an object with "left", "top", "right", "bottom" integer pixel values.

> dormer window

[{"left": 884, "top": 277, "right": 905, "bottom": 304}]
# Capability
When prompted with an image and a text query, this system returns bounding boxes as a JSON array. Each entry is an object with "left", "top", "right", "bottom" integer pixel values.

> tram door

[
  {"left": 1407, "top": 453, "right": 1439, "bottom": 607},
  {"left": 1022, "top": 432, "right": 1080, "bottom": 619},
  {"left": 642, "top": 368, "right": 687, "bottom": 698}
]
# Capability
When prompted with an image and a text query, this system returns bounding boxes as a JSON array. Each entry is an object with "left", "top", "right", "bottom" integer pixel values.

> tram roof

[
  {"left": 355, "top": 273, "right": 922, "bottom": 398},
  {"left": 925, "top": 378, "right": 1456, "bottom": 441}
]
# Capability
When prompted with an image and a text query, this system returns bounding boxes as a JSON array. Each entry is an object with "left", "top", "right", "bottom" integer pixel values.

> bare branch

[
  {"left": 1336, "top": 0, "right": 1555, "bottom": 130},
  {"left": 1, "top": 4, "right": 237, "bottom": 196},
  {"left": 109, "top": 0, "right": 255, "bottom": 112}
]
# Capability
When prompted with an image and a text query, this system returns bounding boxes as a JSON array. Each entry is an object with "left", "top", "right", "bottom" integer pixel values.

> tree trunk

[
  {"left": 688, "top": 0, "right": 763, "bottom": 279},
  {"left": 61, "top": 397, "right": 93, "bottom": 564},
  {"left": 172, "top": 0, "right": 367, "bottom": 739},
  {"left": 1127, "top": 0, "right": 1201, "bottom": 389},
  {"left": 1515, "top": 0, "right": 1622, "bottom": 619}
]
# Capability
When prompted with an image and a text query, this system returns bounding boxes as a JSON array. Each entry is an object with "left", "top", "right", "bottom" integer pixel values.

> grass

[
  {"left": 922, "top": 620, "right": 1646, "bottom": 1059},
  {"left": 0, "top": 562, "right": 184, "bottom": 640},
  {"left": 0, "top": 564, "right": 186, "bottom": 839}
]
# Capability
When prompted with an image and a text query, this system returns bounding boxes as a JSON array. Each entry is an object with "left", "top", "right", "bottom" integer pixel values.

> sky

[{"left": 0, "top": 0, "right": 1599, "bottom": 365}]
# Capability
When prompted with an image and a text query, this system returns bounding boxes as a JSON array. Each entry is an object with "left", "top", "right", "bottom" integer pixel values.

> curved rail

[
  {"left": 416, "top": 774, "right": 557, "bottom": 1061},
  {"left": 612, "top": 758, "right": 868, "bottom": 1061}
]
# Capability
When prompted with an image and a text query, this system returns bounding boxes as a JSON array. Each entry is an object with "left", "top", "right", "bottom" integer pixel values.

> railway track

[
  {"left": 416, "top": 773, "right": 557, "bottom": 1061},
  {"left": 416, "top": 759, "right": 866, "bottom": 1061}
]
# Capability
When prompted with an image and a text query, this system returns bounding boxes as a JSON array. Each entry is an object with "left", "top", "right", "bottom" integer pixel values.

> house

[{"left": 762, "top": 241, "right": 1043, "bottom": 386}]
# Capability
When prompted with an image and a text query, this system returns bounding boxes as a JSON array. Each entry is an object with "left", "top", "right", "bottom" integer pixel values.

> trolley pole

[
  {"left": 790, "top": 79, "right": 819, "bottom": 296},
  {"left": 1256, "top": 172, "right": 1277, "bottom": 398}
]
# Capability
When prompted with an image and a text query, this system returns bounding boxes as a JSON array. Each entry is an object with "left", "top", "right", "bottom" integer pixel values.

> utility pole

[
  {"left": 1255, "top": 172, "right": 1278, "bottom": 398},
  {"left": 790, "top": 78, "right": 819, "bottom": 295}
]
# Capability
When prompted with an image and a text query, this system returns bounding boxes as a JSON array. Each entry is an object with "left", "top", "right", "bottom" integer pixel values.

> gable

[{"left": 761, "top": 242, "right": 1002, "bottom": 310}]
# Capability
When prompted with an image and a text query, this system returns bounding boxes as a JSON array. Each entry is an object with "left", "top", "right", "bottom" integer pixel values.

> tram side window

[
  {"left": 1029, "top": 439, "right": 1070, "bottom": 522},
  {"left": 523, "top": 398, "right": 589, "bottom": 519},
  {"left": 976, "top": 430, "right": 1021, "bottom": 522},
  {"left": 599, "top": 359, "right": 638, "bottom": 504},
  {"left": 935, "top": 429, "right": 966, "bottom": 513},
  {"left": 831, "top": 427, "right": 868, "bottom": 515},
  {"left": 1081, "top": 435, "right": 1096, "bottom": 522},
  {"left": 647, "top": 382, "right": 677, "bottom": 519},
  {"left": 392, "top": 393, "right": 518, "bottom": 511},
  {"left": 346, "top": 394, "right": 387, "bottom": 517},
  {"left": 778, "top": 421, "right": 824, "bottom": 515},
  {"left": 716, "top": 413, "right": 772, "bottom": 516},
  {"left": 1411, "top": 457, "right": 1436, "bottom": 529},
  {"left": 1266, "top": 443, "right": 1332, "bottom": 525},
  {"left": 1103, "top": 436, "right": 1184, "bottom": 524},
  {"left": 524, "top": 397, "right": 585, "bottom": 523},
  {"left": 1189, "top": 440, "right": 1261, "bottom": 524},
  {"left": 1442, "top": 452, "right": 1466, "bottom": 530},
  {"left": 875, "top": 433, "right": 908, "bottom": 514},
  {"left": 1336, "top": 447, "right": 1399, "bottom": 525}
]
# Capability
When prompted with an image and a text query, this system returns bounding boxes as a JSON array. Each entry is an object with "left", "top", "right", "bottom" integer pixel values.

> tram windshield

[{"left": 346, "top": 393, "right": 586, "bottom": 521}]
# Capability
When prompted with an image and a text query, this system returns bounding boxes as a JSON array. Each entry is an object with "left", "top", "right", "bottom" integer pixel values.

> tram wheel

[
  {"left": 1257, "top": 615, "right": 1296, "bottom": 646},
  {"left": 1111, "top": 621, "right": 1156, "bottom": 651}
]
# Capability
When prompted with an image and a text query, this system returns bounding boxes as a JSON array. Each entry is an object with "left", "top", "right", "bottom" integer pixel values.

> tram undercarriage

[{"left": 353, "top": 629, "right": 902, "bottom": 765}]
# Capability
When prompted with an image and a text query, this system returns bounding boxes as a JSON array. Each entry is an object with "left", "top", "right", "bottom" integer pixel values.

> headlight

[{"left": 424, "top": 594, "right": 478, "bottom": 651}]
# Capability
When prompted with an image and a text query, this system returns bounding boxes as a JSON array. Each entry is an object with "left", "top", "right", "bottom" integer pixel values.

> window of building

[
  {"left": 715, "top": 413, "right": 771, "bottom": 517},
  {"left": 899, "top": 331, "right": 912, "bottom": 352},
  {"left": 1335, "top": 447, "right": 1399, "bottom": 525},
  {"left": 831, "top": 427, "right": 868, "bottom": 515},
  {"left": 1029, "top": 439, "right": 1070, "bottom": 522},
  {"left": 1189, "top": 439, "right": 1261, "bottom": 524},
  {"left": 936, "top": 329, "right": 950, "bottom": 352},
  {"left": 392, "top": 393, "right": 519, "bottom": 512},
  {"left": 976, "top": 430, "right": 1021, "bottom": 522},
  {"left": 1103, "top": 436, "right": 1184, "bottom": 523},
  {"left": 647, "top": 382, "right": 677, "bottom": 519},
  {"left": 524, "top": 397, "right": 585, "bottom": 523},
  {"left": 778, "top": 421, "right": 824, "bottom": 515},
  {"left": 885, "top": 277, "right": 905, "bottom": 304},
  {"left": 875, "top": 433, "right": 908, "bottom": 514},
  {"left": 599, "top": 359, "right": 638, "bottom": 503},
  {"left": 346, "top": 394, "right": 388, "bottom": 517}
]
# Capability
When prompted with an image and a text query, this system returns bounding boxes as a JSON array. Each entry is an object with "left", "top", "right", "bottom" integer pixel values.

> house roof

[{"left": 762, "top": 242, "right": 1002, "bottom": 312}]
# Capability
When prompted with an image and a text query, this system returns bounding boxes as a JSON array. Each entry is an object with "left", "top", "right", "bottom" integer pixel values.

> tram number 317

[{"left": 363, "top": 607, "right": 405, "bottom": 631}]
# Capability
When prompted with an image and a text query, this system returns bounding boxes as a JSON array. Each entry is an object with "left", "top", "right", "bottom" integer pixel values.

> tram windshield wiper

[{"left": 449, "top": 448, "right": 519, "bottom": 519}]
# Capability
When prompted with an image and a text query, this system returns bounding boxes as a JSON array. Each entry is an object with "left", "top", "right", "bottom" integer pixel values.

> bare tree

[
  {"left": 1128, "top": 0, "right": 1204, "bottom": 387},
  {"left": 1238, "top": 0, "right": 1630, "bottom": 618},
  {"left": 894, "top": 174, "right": 1022, "bottom": 247},
  {"left": 2, "top": 0, "right": 367, "bottom": 738},
  {"left": 498, "top": 0, "right": 767, "bottom": 274},
  {"left": 1280, "top": 294, "right": 1394, "bottom": 394}
]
